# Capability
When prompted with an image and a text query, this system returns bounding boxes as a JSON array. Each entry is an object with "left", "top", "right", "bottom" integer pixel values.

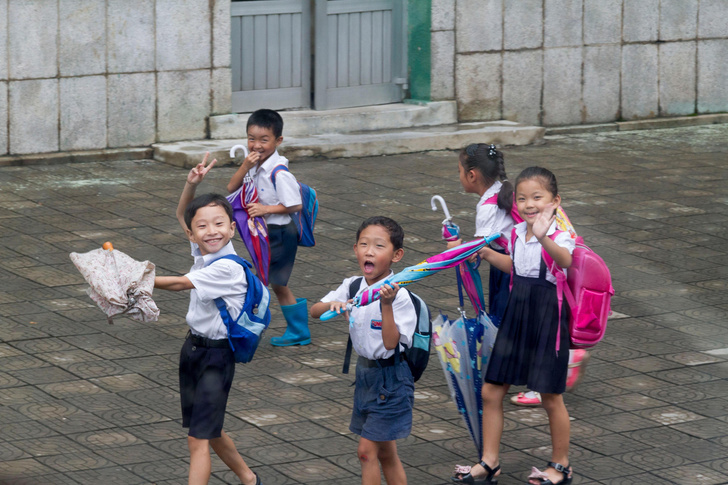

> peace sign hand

[{"left": 187, "top": 152, "right": 217, "bottom": 186}]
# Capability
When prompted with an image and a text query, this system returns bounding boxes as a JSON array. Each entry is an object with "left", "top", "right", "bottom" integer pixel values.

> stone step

[{"left": 153, "top": 120, "right": 545, "bottom": 168}]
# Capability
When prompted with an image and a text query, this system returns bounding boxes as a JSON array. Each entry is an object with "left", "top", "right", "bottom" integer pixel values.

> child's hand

[
  {"left": 378, "top": 283, "right": 400, "bottom": 306},
  {"left": 533, "top": 203, "right": 556, "bottom": 240},
  {"left": 446, "top": 238, "right": 462, "bottom": 249},
  {"left": 328, "top": 300, "right": 350, "bottom": 315},
  {"left": 478, "top": 246, "right": 493, "bottom": 262},
  {"left": 246, "top": 202, "right": 267, "bottom": 218},
  {"left": 242, "top": 151, "right": 261, "bottom": 171},
  {"left": 187, "top": 152, "right": 217, "bottom": 186}
]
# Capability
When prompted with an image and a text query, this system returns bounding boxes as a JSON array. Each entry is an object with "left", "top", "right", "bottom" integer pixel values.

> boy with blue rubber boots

[{"left": 226, "top": 109, "right": 310, "bottom": 346}]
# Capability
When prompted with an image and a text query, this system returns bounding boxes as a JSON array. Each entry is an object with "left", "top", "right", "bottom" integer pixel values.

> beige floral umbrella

[{"left": 70, "top": 243, "right": 159, "bottom": 324}]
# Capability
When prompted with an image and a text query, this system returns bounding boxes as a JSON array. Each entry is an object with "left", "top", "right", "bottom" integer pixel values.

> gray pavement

[{"left": 1, "top": 124, "right": 728, "bottom": 484}]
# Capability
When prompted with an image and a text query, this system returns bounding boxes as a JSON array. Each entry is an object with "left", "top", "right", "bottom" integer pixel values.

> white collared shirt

[
  {"left": 248, "top": 151, "right": 302, "bottom": 226},
  {"left": 510, "top": 221, "right": 576, "bottom": 285},
  {"left": 321, "top": 273, "right": 417, "bottom": 360},
  {"left": 184, "top": 241, "right": 248, "bottom": 339},
  {"left": 474, "top": 181, "right": 514, "bottom": 251}
]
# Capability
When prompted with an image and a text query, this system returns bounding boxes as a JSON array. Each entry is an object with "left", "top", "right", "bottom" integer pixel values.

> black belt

[
  {"left": 357, "top": 355, "right": 402, "bottom": 368},
  {"left": 187, "top": 332, "right": 229, "bottom": 349}
]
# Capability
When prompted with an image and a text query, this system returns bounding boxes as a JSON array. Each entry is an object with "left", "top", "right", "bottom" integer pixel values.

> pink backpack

[{"left": 510, "top": 228, "right": 614, "bottom": 350}]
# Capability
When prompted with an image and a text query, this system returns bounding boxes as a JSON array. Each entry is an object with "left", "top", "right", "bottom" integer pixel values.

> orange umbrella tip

[{"left": 102, "top": 242, "right": 114, "bottom": 251}]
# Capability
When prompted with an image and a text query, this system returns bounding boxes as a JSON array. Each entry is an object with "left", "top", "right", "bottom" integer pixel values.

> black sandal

[
  {"left": 451, "top": 460, "right": 501, "bottom": 484},
  {"left": 527, "top": 462, "right": 572, "bottom": 485}
]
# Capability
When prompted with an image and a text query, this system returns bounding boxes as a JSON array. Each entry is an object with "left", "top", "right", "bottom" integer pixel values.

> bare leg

[
  {"left": 210, "top": 430, "right": 257, "bottom": 485},
  {"left": 272, "top": 283, "right": 296, "bottom": 306},
  {"left": 377, "top": 440, "right": 407, "bottom": 485},
  {"left": 530, "top": 393, "right": 570, "bottom": 484},
  {"left": 358, "top": 437, "right": 382, "bottom": 485},
  {"left": 188, "top": 436, "right": 211, "bottom": 485}
]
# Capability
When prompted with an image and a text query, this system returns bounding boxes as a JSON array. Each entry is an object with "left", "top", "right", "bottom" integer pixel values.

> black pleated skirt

[{"left": 484, "top": 274, "right": 570, "bottom": 394}]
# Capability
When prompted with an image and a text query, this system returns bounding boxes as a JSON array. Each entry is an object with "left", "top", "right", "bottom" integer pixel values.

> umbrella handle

[
  {"left": 229, "top": 144, "right": 249, "bottom": 160},
  {"left": 320, "top": 304, "right": 352, "bottom": 321},
  {"left": 431, "top": 195, "right": 452, "bottom": 224}
]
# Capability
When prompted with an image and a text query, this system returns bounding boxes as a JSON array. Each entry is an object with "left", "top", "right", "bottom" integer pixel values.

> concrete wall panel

[
  {"left": 108, "top": 0, "right": 155, "bottom": 73},
  {"left": 157, "top": 70, "right": 211, "bottom": 142},
  {"left": 623, "top": 0, "right": 659, "bottom": 42},
  {"left": 0, "top": 82, "right": 6, "bottom": 155},
  {"left": 698, "top": 40, "right": 728, "bottom": 113},
  {"left": 60, "top": 76, "right": 107, "bottom": 151},
  {"left": 699, "top": 0, "right": 728, "bottom": 38},
  {"left": 504, "top": 0, "right": 543, "bottom": 50},
  {"left": 659, "top": 42, "right": 696, "bottom": 116},
  {"left": 212, "top": 68, "right": 232, "bottom": 115},
  {"left": 9, "top": 79, "right": 59, "bottom": 154},
  {"left": 583, "top": 45, "right": 621, "bottom": 123},
  {"left": 660, "top": 0, "right": 698, "bottom": 41},
  {"left": 8, "top": 0, "right": 58, "bottom": 79},
  {"left": 584, "top": 0, "right": 622, "bottom": 45},
  {"left": 456, "top": 0, "right": 502, "bottom": 53},
  {"left": 503, "top": 50, "right": 543, "bottom": 125},
  {"left": 60, "top": 0, "right": 106, "bottom": 76},
  {"left": 543, "top": 47, "right": 582, "bottom": 125},
  {"left": 156, "top": 0, "right": 211, "bottom": 71},
  {"left": 108, "top": 73, "right": 156, "bottom": 147},
  {"left": 0, "top": 1, "right": 7, "bottom": 80},
  {"left": 622, "top": 44, "right": 658, "bottom": 119},
  {"left": 213, "top": 0, "right": 231, "bottom": 68},
  {"left": 431, "top": 30, "right": 455, "bottom": 100},
  {"left": 432, "top": 0, "right": 455, "bottom": 31},
  {"left": 545, "top": 0, "right": 583, "bottom": 47},
  {"left": 456, "top": 53, "right": 501, "bottom": 121}
]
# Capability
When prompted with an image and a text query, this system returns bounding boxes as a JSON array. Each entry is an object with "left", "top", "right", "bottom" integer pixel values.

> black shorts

[
  {"left": 179, "top": 336, "right": 235, "bottom": 439},
  {"left": 268, "top": 221, "right": 298, "bottom": 286}
]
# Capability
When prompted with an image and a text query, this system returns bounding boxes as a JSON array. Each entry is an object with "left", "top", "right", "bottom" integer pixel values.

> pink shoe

[
  {"left": 566, "top": 349, "right": 590, "bottom": 392},
  {"left": 510, "top": 391, "right": 542, "bottom": 406}
]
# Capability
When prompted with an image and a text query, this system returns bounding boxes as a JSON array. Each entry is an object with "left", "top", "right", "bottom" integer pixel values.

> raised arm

[
  {"left": 176, "top": 153, "right": 217, "bottom": 233},
  {"left": 226, "top": 151, "right": 260, "bottom": 193},
  {"left": 533, "top": 203, "right": 572, "bottom": 268}
]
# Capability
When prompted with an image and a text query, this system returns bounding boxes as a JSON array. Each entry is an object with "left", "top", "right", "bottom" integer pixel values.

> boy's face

[
  {"left": 186, "top": 203, "right": 236, "bottom": 256},
  {"left": 247, "top": 125, "right": 282, "bottom": 165},
  {"left": 354, "top": 225, "right": 404, "bottom": 285}
]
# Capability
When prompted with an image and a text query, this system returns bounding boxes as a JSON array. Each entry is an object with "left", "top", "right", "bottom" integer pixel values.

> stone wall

[
  {"left": 431, "top": 0, "right": 728, "bottom": 125},
  {"left": 0, "top": 0, "right": 231, "bottom": 156}
]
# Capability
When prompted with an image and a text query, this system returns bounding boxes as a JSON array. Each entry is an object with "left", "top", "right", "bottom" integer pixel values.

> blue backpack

[
  {"left": 270, "top": 165, "right": 318, "bottom": 247},
  {"left": 342, "top": 277, "right": 432, "bottom": 382},
  {"left": 208, "top": 255, "right": 271, "bottom": 363}
]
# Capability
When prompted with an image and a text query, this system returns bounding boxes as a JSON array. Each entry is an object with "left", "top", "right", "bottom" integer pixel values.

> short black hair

[
  {"left": 356, "top": 216, "right": 404, "bottom": 250},
  {"left": 515, "top": 166, "right": 559, "bottom": 198},
  {"left": 184, "top": 193, "right": 234, "bottom": 229},
  {"left": 247, "top": 109, "right": 284, "bottom": 138}
]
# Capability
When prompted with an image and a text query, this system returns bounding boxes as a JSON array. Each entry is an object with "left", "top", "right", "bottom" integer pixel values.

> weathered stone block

[
  {"left": 157, "top": 70, "right": 211, "bottom": 142},
  {"left": 108, "top": 73, "right": 156, "bottom": 147},
  {"left": 213, "top": 0, "right": 231, "bottom": 68},
  {"left": 212, "top": 68, "right": 232, "bottom": 115},
  {"left": 455, "top": 53, "right": 501, "bottom": 121},
  {"left": 660, "top": 0, "right": 698, "bottom": 41},
  {"left": 431, "top": 30, "right": 455, "bottom": 100},
  {"left": 544, "top": 0, "right": 582, "bottom": 47},
  {"left": 503, "top": 50, "right": 542, "bottom": 125},
  {"left": 59, "top": 0, "right": 105, "bottom": 76},
  {"left": 60, "top": 76, "right": 107, "bottom": 151},
  {"left": 698, "top": 40, "right": 728, "bottom": 113},
  {"left": 0, "top": 2, "right": 7, "bottom": 80},
  {"left": 659, "top": 42, "right": 696, "bottom": 116},
  {"left": 456, "top": 0, "right": 502, "bottom": 53},
  {"left": 699, "top": 0, "right": 728, "bottom": 38},
  {"left": 108, "top": 0, "right": 155, "bottom": 73},
  {"left": 8, "top": 0, "right": 58, "bottom": 79},
  {"left": 623, "top": 0, "right": 658, "bottom": 42},
  {"left": 621, "top": 44, "right": 658, "bottom": 119},
  {"left": 0, "top": 82, "right": 7, "bottom": 155},
  {"left": 584, "top": 0, "right": 622, "bottom": 45},
  {"left": 156, "top": 0, "right": 211, "bottom": 71},
  {"left": 543, "top": 48, "right": 582, "bottom": 125},
  {"left": 432, "top": 0, "right": 455, "bottom": 31},
  {"left": 583, "top": 45, "right": 620, "bottom": 123},
  {"left": 9, "top": 79, "right": 59, "bottom": 154},
  {"left": 504, "top": 0, "right": 543, "bottom": 50}
]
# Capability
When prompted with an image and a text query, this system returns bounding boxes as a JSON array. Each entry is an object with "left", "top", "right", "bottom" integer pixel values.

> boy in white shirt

[
  {"left": 227, "top": 109, "right": 309, "bottom": 347},
  {"left": 154, "top": 155, "right": 260, "bottom": 485},
  {"left": 311, "top": 216, "right": 416, "bottom": 485}
]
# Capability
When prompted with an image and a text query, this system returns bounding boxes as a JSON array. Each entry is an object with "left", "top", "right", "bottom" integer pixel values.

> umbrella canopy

[
  {"left": 228, "top": 145, "right": 271, "bottom": 286},
  {"left": 70, "top": 243, "right": 159, "bottom": 324}
]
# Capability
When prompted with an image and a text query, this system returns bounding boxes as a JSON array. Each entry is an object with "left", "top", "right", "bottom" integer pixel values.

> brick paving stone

[{"left": 2, "top": 124, "right": 728, "bottom": 483}]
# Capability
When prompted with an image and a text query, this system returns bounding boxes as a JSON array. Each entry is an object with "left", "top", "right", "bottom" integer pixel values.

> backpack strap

[
  {"left": 269, "top": 164, "right": 290, "bottom": 190},
  {"left": 342, "top": 277, "right": 365, "bottom": 375},
  {"left": 481, "top": 193, "right": 510, "bottom": 251},
  {"left": 509, "top": 227, "right": 517, "bottom": 292},
  {"left": 206, "top": 254, "right": 255, "bottom": 345},
  {"left": 540, "top": 232, "right": 578, "bottom": 354}
]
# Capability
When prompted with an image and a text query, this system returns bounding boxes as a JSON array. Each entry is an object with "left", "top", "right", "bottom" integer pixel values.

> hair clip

[{"left": 488, "top": 144, "right": 497, "bottom": 157}]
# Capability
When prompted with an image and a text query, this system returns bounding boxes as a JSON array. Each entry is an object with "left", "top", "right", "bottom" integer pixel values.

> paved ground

[{"left": 1, "top": 124, "right": 728, "bottom": 484}]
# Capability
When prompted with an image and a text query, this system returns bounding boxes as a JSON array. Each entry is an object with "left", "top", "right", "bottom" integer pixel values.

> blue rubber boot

[{"left": 271, "top": 298, "right": 311, "bottom": 346}]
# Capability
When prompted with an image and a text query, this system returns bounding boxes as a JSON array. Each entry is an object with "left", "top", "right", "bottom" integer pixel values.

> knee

[
  {"left": 187, "top": 436, "right": 210, "bottom": 455},
  {"left": 481, "top": 384, "right": 502, "bottom": 406},
  {"left": 540, "top": 393, "right": 564, "bottom": 413},
  {"left": 357, "top": 442, "right": 377, "bottom": 464}
]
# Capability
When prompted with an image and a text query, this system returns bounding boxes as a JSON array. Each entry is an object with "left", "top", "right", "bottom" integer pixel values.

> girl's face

[
  {"left": 516, "top": 177, "right": 561, "bottom": 225},
  {"left": 458, "top": 160, "right": 479, "bottom": 194}
]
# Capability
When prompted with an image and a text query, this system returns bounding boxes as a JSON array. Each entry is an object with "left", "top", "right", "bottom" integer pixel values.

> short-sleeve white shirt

[
  {"left": 184, "top": 241, "right": 248, "bottom": 339},
  {"left": 474, "top": 181, "right": 514, "bottom": 251},
  {"left": 320, "top": 273, "right": 417, "bottom": 360},
  {"left": 249, "top": 151, "right": 302, "bottom": 226},
  {"left": 510, "top": 221, "right": 576, "bottom": 285}
]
